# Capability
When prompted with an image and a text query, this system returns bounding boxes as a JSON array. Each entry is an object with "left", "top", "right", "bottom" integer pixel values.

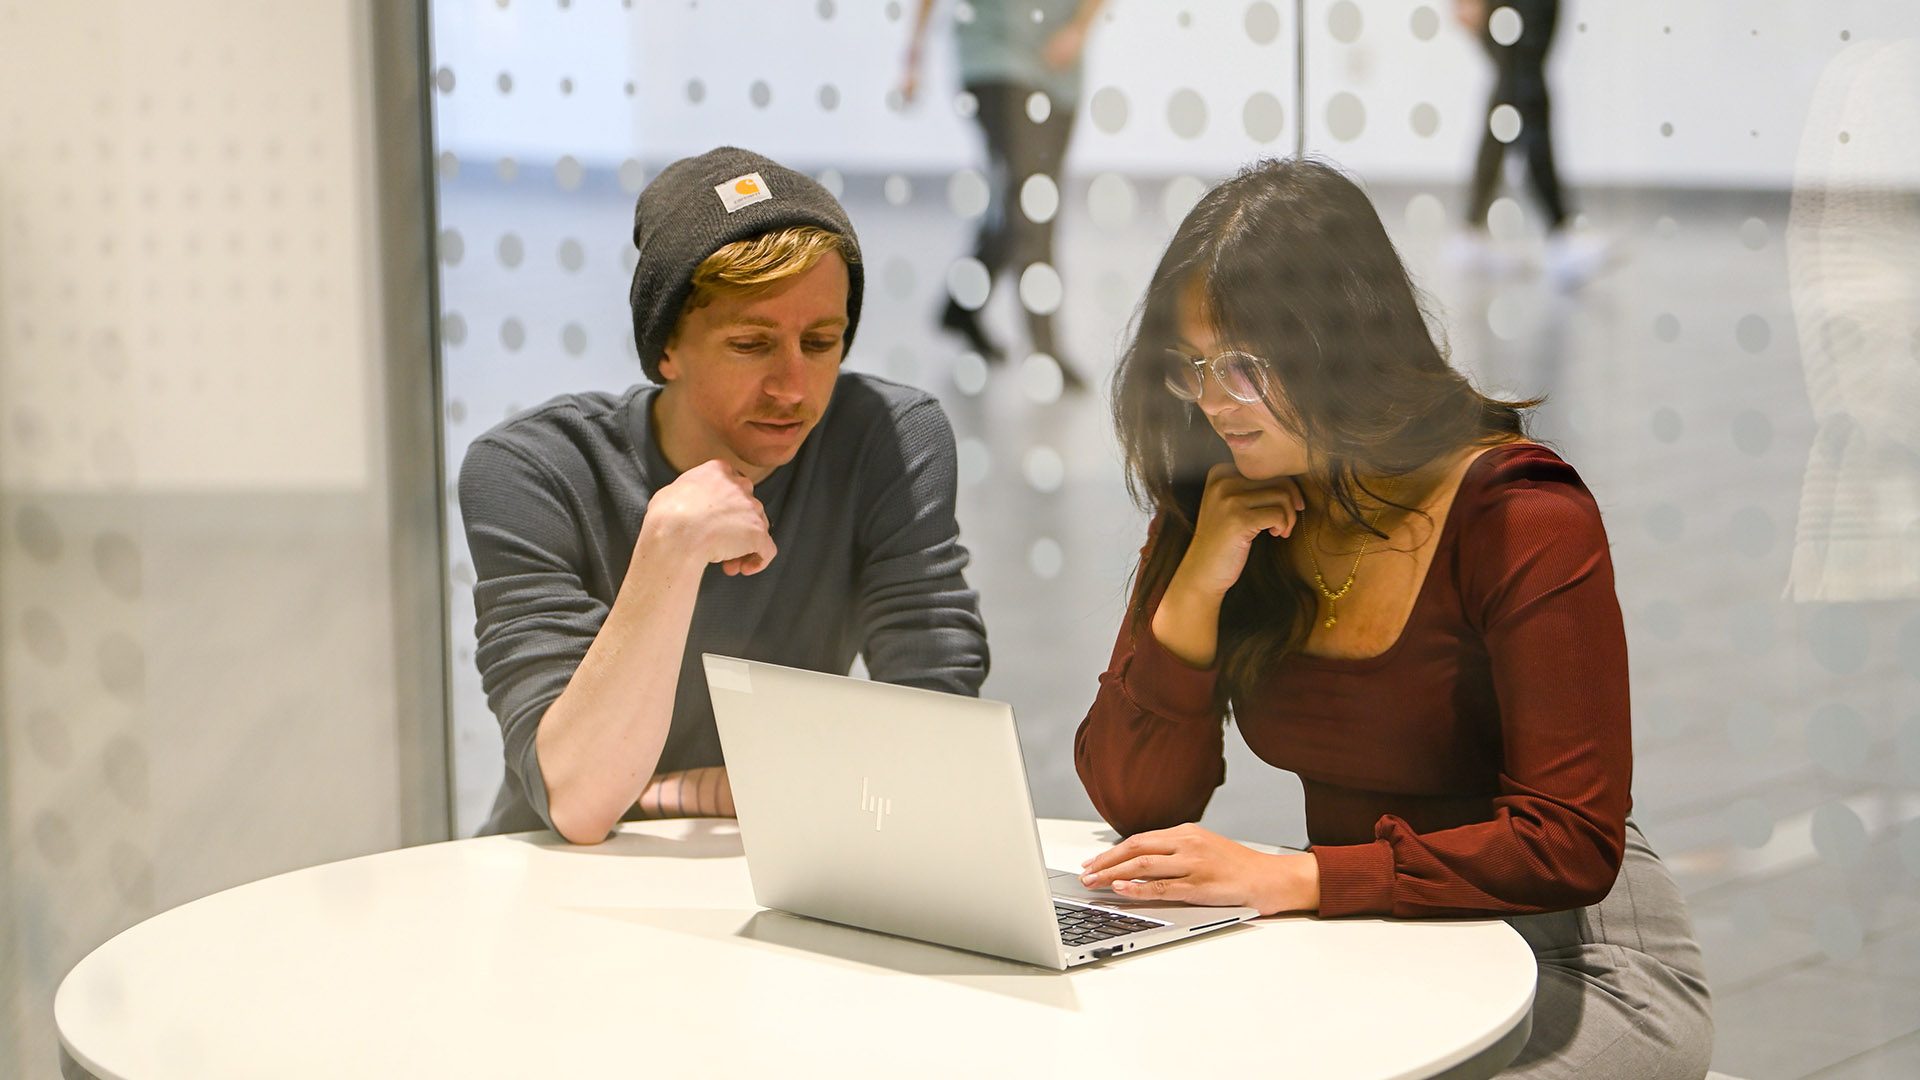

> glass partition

[{"left": 426, "top": 5, "right": 1920, "bottom": 1073}]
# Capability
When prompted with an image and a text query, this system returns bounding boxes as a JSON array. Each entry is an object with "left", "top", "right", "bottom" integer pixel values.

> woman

[{"left": 1073, "top": 159, "right": 1713, "bottom": 1078}]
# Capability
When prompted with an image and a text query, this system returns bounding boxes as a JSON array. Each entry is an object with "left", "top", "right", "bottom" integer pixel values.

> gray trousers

[{"left": 1500, "top": 820, "right": 1715, "bottom": 1078}]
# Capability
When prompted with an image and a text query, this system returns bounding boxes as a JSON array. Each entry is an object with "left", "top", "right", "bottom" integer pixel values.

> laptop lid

[{"left": 703, "top": 654, "right": 1067, "bottom": 969}]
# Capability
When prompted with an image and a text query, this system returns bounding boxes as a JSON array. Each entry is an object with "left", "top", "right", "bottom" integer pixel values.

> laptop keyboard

[{"left": 1055, "top": 901, "right": 1165, "bottom": 947}]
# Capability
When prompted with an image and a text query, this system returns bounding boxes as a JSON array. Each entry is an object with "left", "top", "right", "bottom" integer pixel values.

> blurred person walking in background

[
  {"left": 900, "top": 0, "right": 1107, "bottom": 390},
  {"left": 1450, "top": 0, "right": 1613, "bottom": 289}
]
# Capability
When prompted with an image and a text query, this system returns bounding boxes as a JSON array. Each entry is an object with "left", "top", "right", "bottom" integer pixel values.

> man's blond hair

[{"left": 678, "top": 225, "right": 859, "bottom": 322}]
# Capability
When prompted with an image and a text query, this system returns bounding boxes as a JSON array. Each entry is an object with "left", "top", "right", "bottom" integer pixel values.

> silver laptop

[{"left": 703, "top": 654, "right": 1259, "bottom": 970}]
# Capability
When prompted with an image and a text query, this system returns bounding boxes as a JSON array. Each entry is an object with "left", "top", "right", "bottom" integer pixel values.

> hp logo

[{"left": 860, "top": 778, "right": 892, "bottom": 831}]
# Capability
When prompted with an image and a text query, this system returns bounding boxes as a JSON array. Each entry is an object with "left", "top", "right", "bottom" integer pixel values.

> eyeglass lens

[{"left": 1164, "top": 351, "right": 1265, "bottom": 403}]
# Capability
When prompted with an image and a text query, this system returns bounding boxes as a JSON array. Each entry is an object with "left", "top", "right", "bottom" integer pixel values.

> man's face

[{"left": 654, "top": 252, "right": 850, "bottom": 483}]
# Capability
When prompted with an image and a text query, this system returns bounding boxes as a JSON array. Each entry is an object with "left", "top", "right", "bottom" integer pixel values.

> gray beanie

[{"left": 628, "top": 146, "right": 864, "bottom": 382}]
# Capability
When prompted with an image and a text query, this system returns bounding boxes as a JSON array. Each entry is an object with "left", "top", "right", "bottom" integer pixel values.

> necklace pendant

[{"left": 1323, "top": 615, "right": 1337, "bottom": 630}]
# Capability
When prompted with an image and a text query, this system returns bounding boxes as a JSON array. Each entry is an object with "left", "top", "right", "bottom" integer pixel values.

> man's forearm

[
  {"left": 535, "top": 530, "right": 703, "bottom": 843},
  {"left": 633, "top": 766, "right": 736, "bottom": 820}
]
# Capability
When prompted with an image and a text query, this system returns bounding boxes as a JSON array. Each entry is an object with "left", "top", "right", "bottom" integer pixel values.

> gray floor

[{"left": 433, "top": 165, "right": 1920, "bottom": 1078}]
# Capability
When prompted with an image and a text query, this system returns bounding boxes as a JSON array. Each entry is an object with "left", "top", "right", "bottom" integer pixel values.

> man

[{"left": 459, "top": 147, "right": 989, "bottom": 843}]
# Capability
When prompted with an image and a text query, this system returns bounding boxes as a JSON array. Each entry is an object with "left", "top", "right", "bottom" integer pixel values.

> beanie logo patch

[{"left": 715, "top": 172, "right": 773, "bottom": 213}]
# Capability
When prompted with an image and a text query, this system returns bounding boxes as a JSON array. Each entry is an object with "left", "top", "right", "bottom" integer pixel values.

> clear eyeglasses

[{"left": 1162, "top": 348, "right": 1275, "bottom": 405}]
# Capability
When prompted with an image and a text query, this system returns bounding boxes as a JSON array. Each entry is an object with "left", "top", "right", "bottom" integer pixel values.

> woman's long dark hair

[{"left": 1113, "top": 158, "right": 1535, "bottom": 708}]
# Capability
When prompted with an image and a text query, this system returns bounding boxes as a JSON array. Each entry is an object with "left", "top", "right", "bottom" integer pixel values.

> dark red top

[{"left": 1074, "top": 444, "right": 1632, "bottom": 918}]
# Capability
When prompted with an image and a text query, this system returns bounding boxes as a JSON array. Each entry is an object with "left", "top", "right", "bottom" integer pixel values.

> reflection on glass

[
  {"left": 900, "top": 0, "right": 1107, "bottom": 389},
  {"left": 1786, "top": 38, "right": 1920, "bottom": 601}
]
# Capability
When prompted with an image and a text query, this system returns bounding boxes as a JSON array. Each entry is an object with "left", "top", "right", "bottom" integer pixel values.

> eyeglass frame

[{"left": 1162, "top": 347, "right": 1277, "bottom": 405}]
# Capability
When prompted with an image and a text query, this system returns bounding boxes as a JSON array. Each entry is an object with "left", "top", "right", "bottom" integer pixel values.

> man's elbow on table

[
  {"left": 532, "top": 716, "right": 628, "bottom": 844},
  {"left": 546, "top": 788, "right": 618, "bottom": 846}
]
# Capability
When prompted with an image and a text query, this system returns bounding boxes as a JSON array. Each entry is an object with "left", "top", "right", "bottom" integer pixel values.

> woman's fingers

[
  {"left": 1205, "top": 462, "right": 1244, "bottom": 484},
  {"left": 1079, "top": 831, "right": 1182, "bottom": 875},
  {"left": 1205, "top": 466, "right": 1295, "bottom": 501},
  {"left": 1225, "top": 485, "right": 1304, "bottom": 518},
  {"left": 1075, "top": 825, "right": 1254, "bottom": 905},
  {"left": 1240, "top": 502, "right": 1299, "bottom": 539},
  {"left": 1202, "top": 470, "right": 1309, "bottom": 540},
  {"left": 1081, "top": 853, "right": 1184, "bottom": 888},
  {"left": 1235, "top": 479, "right": 1307, "bottom": 537},
  {"left": 1112, "top": 876, "right": 1253, "bottom": 907},
  {"left": 1111, "top": 876, "right": 1192, "bottom": 901}
]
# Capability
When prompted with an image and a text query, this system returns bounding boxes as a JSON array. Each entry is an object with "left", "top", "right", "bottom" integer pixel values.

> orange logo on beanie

[{"left": 716, "top": 171, "right": 773, "bottom": 213}]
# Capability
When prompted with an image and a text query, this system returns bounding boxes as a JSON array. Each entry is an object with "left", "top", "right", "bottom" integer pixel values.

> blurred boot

[
  {"left": 1026, "top": 311, "right": 1089, "bottom": 393},
  {"left": 939, "top": 297, "right": 1005, "bottom": 363}
]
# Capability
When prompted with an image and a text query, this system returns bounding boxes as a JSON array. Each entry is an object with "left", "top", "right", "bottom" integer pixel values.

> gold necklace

[{"left": 1307, "top": 500, "right": 1389, "bottom": 630}]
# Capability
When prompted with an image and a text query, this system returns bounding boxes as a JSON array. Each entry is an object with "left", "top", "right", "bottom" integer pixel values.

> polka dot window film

[
  {"left": 3, "top": 5, "right": 447, "bottom": 1075},
  {"left": 422, "top": 7, "right": 1920, "bottom": 1073}
]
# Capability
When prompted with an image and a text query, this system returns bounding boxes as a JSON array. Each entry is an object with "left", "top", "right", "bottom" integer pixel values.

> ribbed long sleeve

[
  {"left": 1076, "top": 445, "right": 1633, "bottom": 919},
  {"left": 1072, "top": 556, "right": 1227, "bottom": 836}
]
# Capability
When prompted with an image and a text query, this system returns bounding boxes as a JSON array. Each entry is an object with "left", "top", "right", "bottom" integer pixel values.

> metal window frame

[{"left": 369, "top": 0, "right": 455, "bottom": 844}]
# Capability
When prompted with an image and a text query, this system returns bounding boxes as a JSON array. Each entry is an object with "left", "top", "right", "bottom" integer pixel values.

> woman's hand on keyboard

[{"left": 1077, "top": 822, "right": 1321, "bottom": 916}]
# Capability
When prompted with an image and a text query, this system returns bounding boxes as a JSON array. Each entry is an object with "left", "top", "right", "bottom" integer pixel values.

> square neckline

[{"left": 1283, "top": 441, "right": 1539, "bottom": 673}]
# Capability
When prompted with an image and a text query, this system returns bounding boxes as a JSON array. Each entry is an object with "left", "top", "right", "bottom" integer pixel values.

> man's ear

[
  {"left": 658, "top": 326, "right": 688, "bottom": 382},
  {"left": 657, "top": 311, "right": 693, "bottom": 382}
]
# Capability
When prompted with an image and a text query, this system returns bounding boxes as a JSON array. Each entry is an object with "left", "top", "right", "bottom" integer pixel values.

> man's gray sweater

[{"left": 458, "top": 372, "right": 989, "bottom": 835}]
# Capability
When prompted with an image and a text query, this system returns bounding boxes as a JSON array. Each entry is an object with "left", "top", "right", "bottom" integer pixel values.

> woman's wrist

[
  {"left": 1151, "top": 576, "right": 1224, "bottom": 668},
  {"left": 1163, "top": 563, "right": 1232, "bottom": 627},
  {"left": 1259, "top": 852, "right": 1322, "bottom": 916},
  {"left": 1165, "top": 565, "right": 1226, "bottom": 607}
]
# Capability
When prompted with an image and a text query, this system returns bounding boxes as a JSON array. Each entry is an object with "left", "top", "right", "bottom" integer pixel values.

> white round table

[{"left": 57, "top": 819, "right": 1536, "bottom": 1079}]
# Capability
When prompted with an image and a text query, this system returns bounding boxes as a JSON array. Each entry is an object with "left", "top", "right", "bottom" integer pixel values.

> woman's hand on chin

[
  {"left": 1076, "top": 822, "right": 1321, "bottom": 916},
  {"left": 1174, "top": 463, "right": 1307, "bottom": 598},
  {"left": 1152, "top": 464, "right": 1305, "bottom": 667}
]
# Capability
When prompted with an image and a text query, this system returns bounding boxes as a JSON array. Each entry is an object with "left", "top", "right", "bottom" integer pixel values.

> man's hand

[
  {"left": 642, "top": 459, "right": 778, "bottom": 576},
  {"left": 1078, "top": 823, "right": 1320, "bottom": 916},
  {"left": 542, "top": 465, "right": 764, "bottom": 845}
]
